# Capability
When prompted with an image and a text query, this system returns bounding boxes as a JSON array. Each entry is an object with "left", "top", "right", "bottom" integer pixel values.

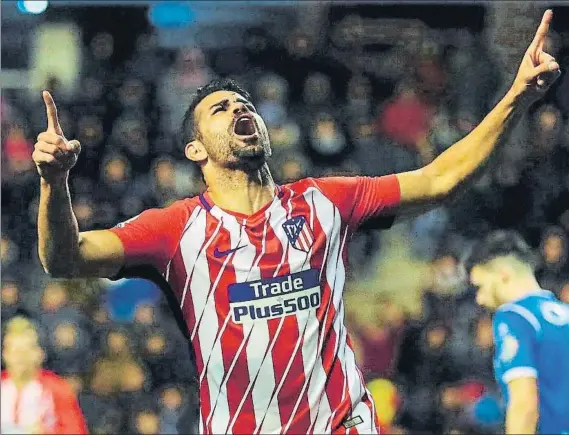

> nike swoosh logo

[{"left": 213, "top": 245, "right": 246, "bottom": 258}]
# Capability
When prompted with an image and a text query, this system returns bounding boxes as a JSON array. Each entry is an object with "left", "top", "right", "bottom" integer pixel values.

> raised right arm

[
  {"left": 37, "top": 178, "right": 124, "bottom": 278},
  {"left": 34, "top": 91, "right": 125, "bottom": 278}
]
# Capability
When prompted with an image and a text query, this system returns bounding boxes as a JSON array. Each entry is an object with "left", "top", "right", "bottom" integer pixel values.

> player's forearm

[
  {"left": 38, "top": 177, "right": 81, "bottom": 277},
  {"left": 505, "top": 402, "right": 538, "bottom": 434},
  {"left": 423, "top": 87, "right": 532, "bottom": 195}
]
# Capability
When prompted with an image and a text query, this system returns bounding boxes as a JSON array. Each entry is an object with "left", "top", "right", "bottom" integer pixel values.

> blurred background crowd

[{"left": 2, "top": 1, "right": 569, "bottom": 434}]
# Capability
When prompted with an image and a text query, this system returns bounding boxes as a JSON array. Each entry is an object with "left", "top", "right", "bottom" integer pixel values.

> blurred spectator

[
  {"left": 111, "top": 113, "right": 151, "bottom": 172},
  {"left": 348, "top": 295, "right": 405, "bottom": 380},
  {"left": 98, "top": 152, "right": 133, "bottom": 202},
  {"left": 537, "top": 226, "right": 568, "bottom": 290},
  {"left": 126, "top": 33, "right": 166, "bottom": 85},
  {"left": 367, "top": 378, "right": 401, "bottom": 433},
  {"left": 557, "top": 278, "right": 569, "bottom": 304},
  {"left": 300, "top": 72, "right": 335, "bottom": 117},
  {"left": 158, "top": 384, "right": 188, "bottom": 434},
  {"left": 516, "top": 105, "right": 569, "bottom": 242},
  {"left": 40, "top": 281, "right": 70, "bottom": 314},
  {"left": 421, "top": 251, "right": 466, "bottom": 324},
  {"left": 73, "top": 196, "right": 97, "bottom": 230},
  {"left": 84, "top": 32, "right": 115, "bottom": 78},
  {"left": 117, "top": 77, "right": 148, "bottom": 112},
  {"left": 377, "top": 82, "right": 436, "bottom": 165},
  {"left": 158, "top": 48, "right": 214, "bottom": 135},
  {"left": 307, "top": 112, "right": 349, "bottom": 165},
  {"left": 1, "top": 278, "right": 23, "bottom": 323},
  {"left": 255, "top": 73, "right": 289, "bottom": 127},
  {"left": 47, "top": 320, "right": 92, "bottom": 374},
  {"left": 2, "top": 124, "right": 35, "bottom": 186},
  {"left": 74, "top": 113, "right": 106, "bottom": 179},
  {"left": 448, "top": 314, "right": 494, "bottom": 384},
  {"left": 345, "top": 74, "right": 374, "bottom": 121},
  {"left": 130, "top": 407, "right": 161, "bottom": 435},
  {"left": 1, "top": 316, "right": 88, "bottom": 434}
]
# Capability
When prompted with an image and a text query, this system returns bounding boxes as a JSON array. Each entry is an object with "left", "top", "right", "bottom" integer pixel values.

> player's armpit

[
  {"left": 505, "top": 377, "right": 539, "bottom": 434},
  {"left": 72, "top": 230, "right": 125, "bottom": 278}
]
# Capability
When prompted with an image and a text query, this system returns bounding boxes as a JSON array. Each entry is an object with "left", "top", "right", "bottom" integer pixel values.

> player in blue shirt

[{"left": 465, "top": 230, "right": 569, "bottom": 434}]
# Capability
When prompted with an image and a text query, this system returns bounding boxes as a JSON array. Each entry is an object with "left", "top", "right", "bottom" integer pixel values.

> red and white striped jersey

[
  {"left": 110, "top": 175, "right": 400, "bottom": 435},
  {"left": 1, "top": 370, "right": 88, "bottom": 434}
]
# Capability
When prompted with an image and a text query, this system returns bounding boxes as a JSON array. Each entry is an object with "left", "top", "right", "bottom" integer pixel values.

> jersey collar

[{"left": 512, "top": 289, "right": 555, "bottom": 303}]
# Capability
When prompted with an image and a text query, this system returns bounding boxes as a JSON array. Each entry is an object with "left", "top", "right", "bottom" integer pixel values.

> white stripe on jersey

[
  {"left": 171, "top": 207, "right": 203, "bottom": 289},
  {"left": 179, "top": 207, "right": 206, "bottom": 310}
]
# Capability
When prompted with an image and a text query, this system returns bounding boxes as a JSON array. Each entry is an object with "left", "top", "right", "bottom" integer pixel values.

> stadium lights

[{"left": 17, "top": 0, "right": 49, "bottom": 15}]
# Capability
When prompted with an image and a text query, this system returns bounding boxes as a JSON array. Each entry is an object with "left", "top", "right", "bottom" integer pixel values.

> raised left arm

[{"left": 394, "top": 10, "right": 561, "bottom": 218}]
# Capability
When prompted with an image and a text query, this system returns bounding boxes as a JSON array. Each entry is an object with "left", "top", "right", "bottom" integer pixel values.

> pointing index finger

[
  {"left": 42, "top": 90, "right": 62, "bottom": 135},
  {"left": 531, "top": 9, "right": 553, "bottom": 53}
]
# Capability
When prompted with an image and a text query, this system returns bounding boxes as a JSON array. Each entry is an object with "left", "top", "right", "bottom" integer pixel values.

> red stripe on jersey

[{"left": 279, "top": 319, "right": 312, "bottom": 434}]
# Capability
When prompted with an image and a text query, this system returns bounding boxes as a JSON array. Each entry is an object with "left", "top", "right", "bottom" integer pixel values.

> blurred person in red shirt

[{"left": 1, "top": 316, "right": 88, "bottom": 434}]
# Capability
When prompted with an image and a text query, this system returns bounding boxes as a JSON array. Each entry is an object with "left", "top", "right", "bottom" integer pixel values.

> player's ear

[
  {"left": 498, "top": 265, "right": 514, "bottom": 285},
  {"left": 38, "top": 347, "right": 46, "bottom": 364},
  {"left": 185, "top": 140, "right": 208, "bottom": 164}
]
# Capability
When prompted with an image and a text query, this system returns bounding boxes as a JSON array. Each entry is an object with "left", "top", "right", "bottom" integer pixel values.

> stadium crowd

[{"left": 2, "top": 5, "right": 569, "bottom": 434}]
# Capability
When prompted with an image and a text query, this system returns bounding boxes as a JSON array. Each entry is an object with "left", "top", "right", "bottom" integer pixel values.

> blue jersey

[{"left": 493, "top": 290, "right": 569, "bottom": 434}]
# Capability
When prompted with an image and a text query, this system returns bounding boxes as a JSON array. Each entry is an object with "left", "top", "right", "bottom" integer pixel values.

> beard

[
  {"left": 226, "top": 129, "right": 272, "bottom": 171},
  {"left": 227, "top": 144, "right": 267, "bottom": 171}
]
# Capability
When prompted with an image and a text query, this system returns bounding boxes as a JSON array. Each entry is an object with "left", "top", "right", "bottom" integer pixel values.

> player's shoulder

[
  {"left": 161, "top": 196, "right": 202, "bottom": 214},
  {"left": 38, "top": 369, "right": 66, "bottom": 386},
  {"left": 116, "top": 197, "right": 200, "bottom": 229},
  {"left": 39, "top": 370, "right": 76, "bottom": 393},
  {"left": 283, "top": 176, "right": 355, "bottom": 195},
  {"left": 496, "top": 297, "right": 547, "bottom": 333},
  {"left": 283, "top": 177, "right": 321, "bottom": 191},
  {"left": 39, "top": 369, "right": 62, "bottom": 380}
]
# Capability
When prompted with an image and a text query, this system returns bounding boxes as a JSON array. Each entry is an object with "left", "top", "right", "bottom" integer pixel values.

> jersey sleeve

[
  {"left": 108, "top": 200, "right": 190, "bottom": 275},
  {"left": 493, "top": 309, "right": 538, "bottom": 384},
  {"left": 312, "top": 175, "right": 401, "bottom": 229}
]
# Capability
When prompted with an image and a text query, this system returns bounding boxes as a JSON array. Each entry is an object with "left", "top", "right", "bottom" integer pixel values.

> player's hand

[
  {"left": 511, "top": 9, "right": 561, "bottom": 101},
  {"left": 32, "top": 91, "right": 81, "bottom": 183}
]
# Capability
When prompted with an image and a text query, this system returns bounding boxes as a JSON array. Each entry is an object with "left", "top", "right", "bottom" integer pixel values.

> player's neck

[
  {"left": 10, "top": 370, "right": 37, "bottom": 390},
  {"left": 506, "top": 275, "right": 542, "bottom": 302},
  {"left": 205, "top": 164, "right": 276, "bottom": 216}
]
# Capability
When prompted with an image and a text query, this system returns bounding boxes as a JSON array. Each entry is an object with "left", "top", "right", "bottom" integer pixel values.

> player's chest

[
  {"left": 180, "top": 210, "right": 333, "bottom": 273},
  {"left": 0, "top": 380, "right": 55, "bottom": 427}
]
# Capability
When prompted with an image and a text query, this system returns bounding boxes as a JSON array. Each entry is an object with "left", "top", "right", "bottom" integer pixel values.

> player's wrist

[
  {"left": 504, "top": 84, "right": 535, "bottom": 109},
  {"left": 40, "top": 171, "right": 69, "bottom": 185}
]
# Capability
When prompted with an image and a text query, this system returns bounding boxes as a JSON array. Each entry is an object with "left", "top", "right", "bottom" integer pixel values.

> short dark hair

[
  {"left": 464, "top": 230, "right": 537, "bottom": 274},
  {"left": 180, "top": 78, "right": 252, "bottom": 144}
]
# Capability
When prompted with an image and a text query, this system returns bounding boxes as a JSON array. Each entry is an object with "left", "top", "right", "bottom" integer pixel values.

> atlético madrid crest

[{"left": 282, "top": 216, "right": 314, "bottom": 252}]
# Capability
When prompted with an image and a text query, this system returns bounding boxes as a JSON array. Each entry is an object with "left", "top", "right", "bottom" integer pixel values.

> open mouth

[{"left": 233, "top": 115, "right": 257, "bottom": 137}]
